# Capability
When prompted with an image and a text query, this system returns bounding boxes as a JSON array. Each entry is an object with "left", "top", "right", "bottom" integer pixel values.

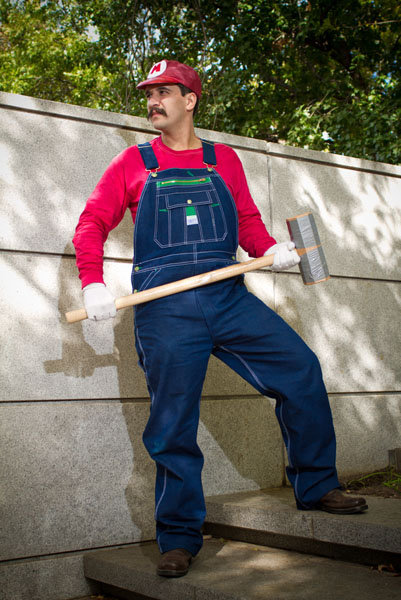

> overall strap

[
  {"left": 201, "top": 139, "right": 217, "bottom": 168},
  {"left": 138, "top": 139, "right": 216, "bottom": 170},
  {"left": 138, "top": 142, "right": 159, "bottom": 171}
]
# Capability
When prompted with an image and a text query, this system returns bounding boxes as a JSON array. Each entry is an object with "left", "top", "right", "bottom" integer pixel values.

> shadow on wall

[
  {"left": 121, "top": 400, "right": 156, "bottom": 541},
  {"left": 277, "top": 163, "right": 401, "bottom": 392},
  {"left": 270, "top": 160, "right": 401, "bottom": 473},
  {"left": 45, "top": 244, "right": 120, "bottom": 378},
  {"left": 0, "top": 101, "right": 136, "bottom": 256},
  {"left": 272, "top": 157, "right": 401, "bottom": 279},
  {"left": 52, "top": 242, "right": 157, "bottom": 537}
]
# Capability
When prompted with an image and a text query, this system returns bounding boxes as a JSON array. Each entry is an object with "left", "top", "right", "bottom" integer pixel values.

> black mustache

[{"left": 148, "top": 107, "right": 167, "bottom": 119}]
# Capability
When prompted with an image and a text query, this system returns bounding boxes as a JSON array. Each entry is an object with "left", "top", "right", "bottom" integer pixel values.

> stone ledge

[
  {"left": 84, "top": 538, "right": 401, "bottom": 600},
  {"left": 0, "top": 91, "right": 155, "bottom": 134},
  {"left": 203, "top": 523, "right": 401, "bottom": 570},
  {"left": 265, "top": 141, "right": 401, "bottom": 177},
  {"left": 4, "top": 91, "right": 401, "bottom": 174},
  {"left": 0, "top": 91, "right": 266, "bottom": 152},
  {"left": 204, "top": 488, "right": 401, "bottom": 555}
]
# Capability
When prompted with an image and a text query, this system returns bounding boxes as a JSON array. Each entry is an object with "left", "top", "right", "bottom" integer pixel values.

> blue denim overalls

[{"left": 132, "top": 140, "right": 339, "bottom": 556}]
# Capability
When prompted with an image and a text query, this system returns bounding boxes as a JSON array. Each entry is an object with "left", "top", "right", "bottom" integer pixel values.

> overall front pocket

[
  {"left": 131, "top": 267, "right": 161, "bottom": 292},
  {"left": 154, "top": 179, "right": 227, "bottom": 248}
]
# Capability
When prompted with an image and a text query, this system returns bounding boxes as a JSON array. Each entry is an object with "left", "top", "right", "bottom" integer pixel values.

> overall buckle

[{"left": 147, "top": 167, "right": 160, "bottom": 178}]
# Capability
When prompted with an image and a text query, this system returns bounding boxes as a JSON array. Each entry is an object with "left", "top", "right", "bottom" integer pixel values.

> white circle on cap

[{"left": 148, "top": 60, "right": 167, "bottom": 79}]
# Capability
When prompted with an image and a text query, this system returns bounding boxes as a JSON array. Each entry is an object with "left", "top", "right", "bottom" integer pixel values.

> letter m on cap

[
  {"left": 148, "top": 60, "right": 167, "bottom": 78},
  {"left": 150, "top": 63, "right": 162, "bottom": 75}
]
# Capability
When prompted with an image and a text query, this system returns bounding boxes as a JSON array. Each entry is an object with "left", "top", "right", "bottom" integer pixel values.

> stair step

[
  {"left": 84, "top": 538, "right": 401, "bottom": 600},
  {"left": 204, "top": 488, "right": 401, "bottom": 565}
]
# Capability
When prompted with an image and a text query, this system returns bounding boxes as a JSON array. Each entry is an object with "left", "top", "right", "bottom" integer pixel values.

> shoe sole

[
  {"left": 317, "top": 503, "right": 368, "bottom": 515},
  {"left": 157, "top": 568, "right": 189, "bottom": 577}
]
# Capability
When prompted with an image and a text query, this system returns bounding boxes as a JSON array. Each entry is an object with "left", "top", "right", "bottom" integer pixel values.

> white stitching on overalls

[
  {"left": 219, "top": 344, "right": 266, "bottom": 392},
  {"left": 134, "top": 250, "right": 233, "bottom": 269},
  {"left": 155, "top": 467, "right": 168, "bottom": 519},
  {"left": 218, "top": 344, "right": 306, "bottom": 507},
  {"left": 155, "top": 467, "right": 168, "bottom": 551},
  {"left": 152, "top": 173, "right": 228, "bottom": 248},
  {"left": 135, "top": 328, "right": 155, "bottom": 406}
]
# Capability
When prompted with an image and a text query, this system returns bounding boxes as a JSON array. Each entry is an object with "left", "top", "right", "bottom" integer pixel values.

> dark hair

[{"left": 177, "top": 83, "right": 199, "bottom": 116}]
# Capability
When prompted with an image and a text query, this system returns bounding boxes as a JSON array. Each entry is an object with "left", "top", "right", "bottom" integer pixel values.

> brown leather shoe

[
  {"left": 316, "top": 488, "right": 368, "bottom": 514},
  {"left": 157, "top": 548, "right": 192, "bottom": 578}
]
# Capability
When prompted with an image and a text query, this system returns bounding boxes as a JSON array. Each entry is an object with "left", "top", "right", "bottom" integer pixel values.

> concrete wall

[{"left": 0, "top": 91, "right": 400, "bottom": 600}]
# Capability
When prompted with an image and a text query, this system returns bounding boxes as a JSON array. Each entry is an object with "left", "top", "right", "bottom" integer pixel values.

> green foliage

[
  {"left": 0, "top": 0, "right": 400, "bottom": 163},
  {"left": 346, "top": 467, "right": 401, "bottom": 494},
  {"left": 0, "top": 0, "right": 114, "bottom": 107}
]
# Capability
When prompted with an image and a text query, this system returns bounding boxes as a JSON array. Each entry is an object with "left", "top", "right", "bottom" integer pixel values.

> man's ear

[{"left": 185, "top": 92, "right": 197, "bottom": 112}]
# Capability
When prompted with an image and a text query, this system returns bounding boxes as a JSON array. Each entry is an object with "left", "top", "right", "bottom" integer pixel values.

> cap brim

[{"left": 136, "top": 76, "right": 183, "bottom": 90}]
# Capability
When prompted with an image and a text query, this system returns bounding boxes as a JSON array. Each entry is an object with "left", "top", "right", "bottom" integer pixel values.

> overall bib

[{"left": 133, "top": 141, "right": 339, "bottom": 556}]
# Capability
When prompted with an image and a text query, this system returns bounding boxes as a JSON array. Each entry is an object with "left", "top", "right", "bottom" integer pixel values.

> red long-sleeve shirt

[{"left": 73, "top": 136, "right": 276, "bottom": 287}]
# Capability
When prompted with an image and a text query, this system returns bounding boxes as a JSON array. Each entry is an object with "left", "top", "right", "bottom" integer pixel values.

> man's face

[{"left": 144, "top": 84, "right": 195, "bottom": 131}]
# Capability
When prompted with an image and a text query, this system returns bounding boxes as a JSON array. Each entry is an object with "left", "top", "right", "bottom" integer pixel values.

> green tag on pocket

[{"left": 186, "top": 206, "right": 198, "bottom": 225}]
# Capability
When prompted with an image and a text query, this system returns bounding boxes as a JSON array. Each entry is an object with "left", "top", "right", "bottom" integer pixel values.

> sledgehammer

[{"left": 65, "top": 212, "right": 329, "bottom": 324}]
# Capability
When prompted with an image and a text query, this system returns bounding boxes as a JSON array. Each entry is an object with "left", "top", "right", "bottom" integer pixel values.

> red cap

[{"left": 137, "top": 60, "right": 202, "bottom": 98}]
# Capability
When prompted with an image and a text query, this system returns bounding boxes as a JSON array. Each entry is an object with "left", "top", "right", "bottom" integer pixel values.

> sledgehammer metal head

[{"left": 287, "top": 212, "right": 330, "bottom": 285}]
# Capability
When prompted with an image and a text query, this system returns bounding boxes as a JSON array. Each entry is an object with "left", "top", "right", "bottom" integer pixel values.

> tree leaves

[{"left": 0, "top": 0, "right": 399, "bottom": 163}]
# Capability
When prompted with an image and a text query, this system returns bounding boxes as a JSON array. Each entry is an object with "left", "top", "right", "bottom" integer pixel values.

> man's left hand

[{"left": 265, "top": 242, "right": 300, "bottom": 271}]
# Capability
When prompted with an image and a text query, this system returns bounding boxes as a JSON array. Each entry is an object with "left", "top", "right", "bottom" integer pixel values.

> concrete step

[
  {"left": 84, "top": 538, "right": 401, "bottom": 600},
  {"left": 204, "top": 488, "right": 401, "bottom": 567}
]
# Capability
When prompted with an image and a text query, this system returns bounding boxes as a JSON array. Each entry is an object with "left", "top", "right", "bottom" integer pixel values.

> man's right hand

[{"left": 83, "top": 283, "right": 116, "bottom": 321}]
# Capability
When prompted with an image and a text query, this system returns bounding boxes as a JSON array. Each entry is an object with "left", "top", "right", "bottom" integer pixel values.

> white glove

[
  {"left": 83, "top": 283, "right": 116, "bottom": 321},
  {"left": 265, "top": 242, "right": 300, "bottom": 271}
]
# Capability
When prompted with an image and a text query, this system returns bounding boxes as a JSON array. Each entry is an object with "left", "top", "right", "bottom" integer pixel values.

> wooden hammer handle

[{"left": 65, "top": 252, "right": 281, "bottom": 324}]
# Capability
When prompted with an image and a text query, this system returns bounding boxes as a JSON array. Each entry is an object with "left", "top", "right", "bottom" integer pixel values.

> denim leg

[
  {"left": 203, "top": 279, "right": 340, "bottom": 508},
  {"left": 134, "top": 291, "right": 213, "bottom": 555}
]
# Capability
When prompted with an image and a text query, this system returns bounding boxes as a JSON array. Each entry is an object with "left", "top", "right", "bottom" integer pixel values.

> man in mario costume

[{"left": 73, "top": 59, "right": 367, "bottom": 577}]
